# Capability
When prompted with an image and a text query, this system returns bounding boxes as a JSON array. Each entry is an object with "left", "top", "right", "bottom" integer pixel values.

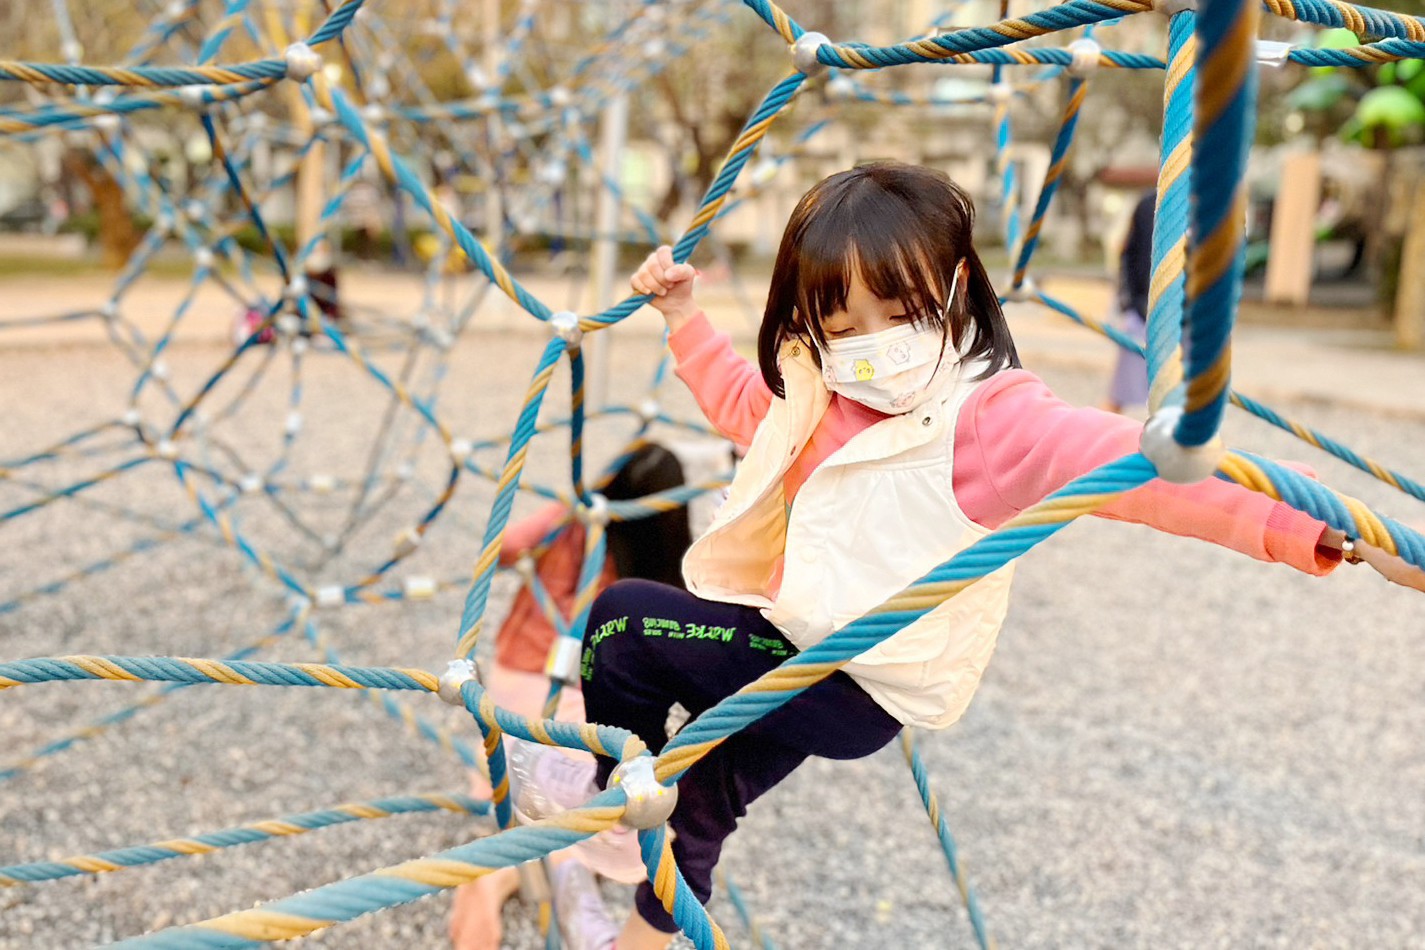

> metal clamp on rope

[
  {"left": 1002, "top": 277, "right": 1038, "bottom": 303},
  {"left": 827, "top": 73, "right": 856, "bottom": 101},
  {"left": 792, "top": 31, "right": 830, "bottom": 76},
  {"left": 1255, "top": 40, "right": 1292, "bottom": 68},
  {"left": 550, "top": 311, "right": 583, "bottom": 352},
  {"left": 283, "top": 42, "right": 323, "bottom": 82},
  {"left": 576, "top": 493, "right": 611, "bottom": 527},
  {"left": 544, "top": 637, "right": 583, "bottom": 684},
  {"left": 1138, "top": 405, "right": 1225, "bottom": 484},
  {"left": 1153, "top": 0, "right": 1197, "bottom": 15},
  {"left": 437, "top": 658, "right": 481, "bottom": 705},
  {"left": 609, "top": 757, "right": 677, "bottom": 829},
  {"left": 636, "top": 398, "right": 661, "bottom": 424},
  {"left": 1067, "top": 38, "right": 1102, "bottom": 77}
]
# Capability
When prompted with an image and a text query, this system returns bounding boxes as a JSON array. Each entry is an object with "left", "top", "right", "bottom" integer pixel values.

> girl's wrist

[{"left": 662, "top": 305, "right": 700, "bottom": 334}]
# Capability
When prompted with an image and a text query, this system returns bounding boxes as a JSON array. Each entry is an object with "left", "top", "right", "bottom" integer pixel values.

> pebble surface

[{"left": 1, "top": 324, "right": 1423, "bottom": 949}]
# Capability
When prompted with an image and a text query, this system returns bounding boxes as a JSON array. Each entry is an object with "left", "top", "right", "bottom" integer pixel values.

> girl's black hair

[
  {"left": 602, "top": 443, "right": 693, "bottom": 589},
  {"left": 756, "top": 161, "right": 1020, "bottom": 397}
]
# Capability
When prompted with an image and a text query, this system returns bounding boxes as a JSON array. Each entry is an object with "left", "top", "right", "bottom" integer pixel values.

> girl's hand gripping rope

[
  {"left": 631, "top": 245, "right": 700, "bottom": 334},
  {"left": 1320, "top": 527, "right": 1425, "bottom": 593}
]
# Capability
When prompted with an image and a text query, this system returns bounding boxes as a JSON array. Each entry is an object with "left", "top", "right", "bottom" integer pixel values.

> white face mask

[
  {"left": 814, "top": 265, "right": 961, "bottom": 415},
  {"left": 818, "top": 323, "right": 948, "bottom": 414}
]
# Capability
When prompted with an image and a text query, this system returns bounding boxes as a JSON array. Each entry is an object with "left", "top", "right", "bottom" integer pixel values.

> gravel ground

[{"left": 1, "top": 318, "right": 1423, "bottom": 949}]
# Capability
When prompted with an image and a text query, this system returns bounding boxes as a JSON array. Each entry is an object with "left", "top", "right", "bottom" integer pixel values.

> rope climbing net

[{"left": 3, "top": 0, "right": 1425, "bottom": 946}]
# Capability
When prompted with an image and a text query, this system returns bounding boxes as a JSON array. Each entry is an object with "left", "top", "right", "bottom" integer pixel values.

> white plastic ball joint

[
  {"left": 1138, "top": 405, "right": 1225, "bottom": 484},
  {"left": 437, "top": 658, "right": 481, "bottom": 706},
  {"left": 577, "top": 493, "right": 611, "bottom": 527},
  {"left": 284, "top": 274, "right": 309, "bottom": 301},
  {"left": 448, "top": 437, "right": 473, "bottom": 463},
  {"left": 792, "top": 31, "right": 831, "bottom": 76},
  {"left": 987, "top": 81, "right": 1015, "bottom": 106},
  {"left": 61, "top": 40, "right": 84, "bottom": 63},
  {"left": 636, "top": 398, "right": 661, "bottom": 424},
  {"left": 1002, "top": 277, "right": 1038, "bottom": 303},
  {"left": 179, "top": 85, "right": 208, "bottom": 110},
  {"left": 284, "top": 43, "right": 323, "bottom": 82},
  {"left": 193, "top": 246, "right": 215, "bottom": 269},
  {"left": 1067, "top": 38, "right": 1102, "bottom": 77},
  {"left": 609, "top": 757, "right": 677, "bottom": 830},
  {"left": 550, "top": 311, "right": 583, "bottom": 351}
]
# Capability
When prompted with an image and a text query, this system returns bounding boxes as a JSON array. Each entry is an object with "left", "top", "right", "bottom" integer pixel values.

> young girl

[{"left": 566, "top": 162, "right": 1422, "bottom": 949}]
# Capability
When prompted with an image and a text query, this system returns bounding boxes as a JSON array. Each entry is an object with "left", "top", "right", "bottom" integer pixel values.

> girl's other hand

[
  {"left": 631, "top": 245, "right": 700, "bottom": 332},
  {"left": 1358, "top": 542, "right": 1425, "bottom": 593}
]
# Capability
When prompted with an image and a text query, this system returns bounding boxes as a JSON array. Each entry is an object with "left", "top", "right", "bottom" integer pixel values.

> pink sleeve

[
  {"left": 668, "top": 312, "right": 773, "bottom": 448},
  {"left": 953, "top": 370, "right": 1339, "bottom": 576},
  {"left": 498, "top": 501, "right": 569, "bottom": 566}
]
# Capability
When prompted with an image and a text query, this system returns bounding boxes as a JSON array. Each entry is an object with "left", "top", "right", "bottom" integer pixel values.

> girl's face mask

[{"left": 815, "top": 265, "right": 960, "bottom": 415}]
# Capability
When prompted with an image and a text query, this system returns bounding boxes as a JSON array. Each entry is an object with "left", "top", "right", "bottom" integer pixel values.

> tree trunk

[
  {"left": 64, "top": 150, "right": 140, "bottom": 270},
  {"left": 1393, "top": 174, "right": 1425, "bottom": 349}
]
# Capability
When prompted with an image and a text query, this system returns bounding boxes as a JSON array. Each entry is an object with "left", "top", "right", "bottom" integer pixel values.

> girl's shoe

[
  {"left": 553, "top": 861, "right": 618, "bottom": 950},
  {"left": 504, "top": 736, "right": 647, "bottom": 884}
]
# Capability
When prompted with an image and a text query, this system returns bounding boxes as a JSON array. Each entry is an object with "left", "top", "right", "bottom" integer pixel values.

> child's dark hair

[
  {"left": 602, "top": 443, "right": 693, "bottom": 589},
  {"left": 757, "top": 161, "right": 1019, "bottom": 397}
]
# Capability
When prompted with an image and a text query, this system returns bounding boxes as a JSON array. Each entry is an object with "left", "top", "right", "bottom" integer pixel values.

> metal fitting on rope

[
  {"left": 154, "top": 439, "right": 178, "bottom": 460},
  {"left": 164, "top": 0, "right": 186, "bottom": 17},
  {"left": 1255, "top": 40, "right": 1292, "bottom": 68},
  {"left": 1152, "top": 0, "right": 1197, "bottom": 15},
  {"left": 284, "top": 274, "right": 309, "bottom": 302},
  {"left": 1002, "top": 277, "right": 1038, "bottom": 303},
  {"left": 315, "top": 584, "right": 345, "bottom": 608},
  {"left": 544, "top": 638, "right": 582, "bottom": 684},
  {"left": 121, "top": 408, "right": 142, "bottom": 427},
  {"left": 178, "top": 85, "right": 208, "bottom": 110},
  {"left": 392, "top": 527, "right": 421, "bottom": 558},
  {"left": 284, "top": 42, "right": 323, "bottom": 82},
  {"left": 1138, "top": 405, "right": 1225, "bottom": 484},
  {"left": 360, "top": 103, "right": 387, "bottom": 126},
  {"left": 751, "top": 157, "right": 780, "bottom": 187},
  {"left": 636, "top": 398, "right": 661, "bottom": 424},
  {"left": 184, "top": 200, "right": 206, "bottom": 222},
  {"left": 792, "top": 31, "right": 830, "bottom": 76},
  {"left": 449, "top": 437, "right": 473, "bottom": 463},
  {"left": 986, "top": 80, "right": 1015, "bottom": 105},
  {"left": 290, "top": 336, "right": 310, "bottom": 356},
  {"left": 308, "top": 473, "right": 335, "bottom": 493},
  {"left": 153, "top": 213, "right": 175, "bottom": 236},
  {"left": 61, "top": 40, "right": 83, "bottom": 63},
  {"left": 1067, "top": 38, "right": 1102, "bottom": 76},
  {"left": 576, "top": 493, "right": 611, "bottom": 527},
  {"left": 285, "top": 411, "right": 303, "bottom": 436},
  {"left": 549, "top": 86, "right": 571, "bottom": 107},
  {"left": 437, "top": 658, "right": 481, "bottom": 705},
  {"left": 514, "top": 553, "right": 537, "bottom": 583},
  {"left": 93, "top": 113, "right": 121, "bottom": 135},
  {"left": 193, "top": 246, "right": 215, "bottom": 269},
  {"left": 100, "top": 300, "right": 119, "bottom": 321},
  {"left": 238, "top": 472, "right": 264, "bottom": 494},
  {"left": 826, "top": 73, "right": 856, "bottom": 101},
  {"left": 150, "top": 360, "right": 170, "bottom": 381},
  {"left": 609, "top": 757, "right": 677, "bottom": 829},
  {"left": 402, "top": 575, "right": 437, "bottom": 599},
  {"left": 550, "top": 311, "right": 583, "bottom": 351}
]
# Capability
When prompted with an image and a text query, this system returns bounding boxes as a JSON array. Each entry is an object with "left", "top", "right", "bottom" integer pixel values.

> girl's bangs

[{"left": 795, "top": 194, "right": 946, "bottom": 336}]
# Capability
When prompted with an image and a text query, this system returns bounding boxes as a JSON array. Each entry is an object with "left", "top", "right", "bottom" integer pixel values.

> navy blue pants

[{"left": 581, "top": 579, "right": 901, "bottom": 933}]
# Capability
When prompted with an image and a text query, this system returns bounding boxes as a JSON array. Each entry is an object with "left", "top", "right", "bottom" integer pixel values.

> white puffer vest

[{"left": 682, "top": 339, "right": 1014, "bottom": 729}]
